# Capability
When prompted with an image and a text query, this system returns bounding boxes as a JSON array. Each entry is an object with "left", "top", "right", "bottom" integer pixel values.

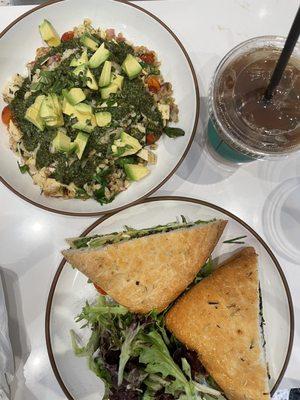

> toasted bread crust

[
  {"left": 63, "top": 220, "right": 227, "bottom": 313},
  {"left": 166, "top": 247, "right": 270, "bottom": 400}
]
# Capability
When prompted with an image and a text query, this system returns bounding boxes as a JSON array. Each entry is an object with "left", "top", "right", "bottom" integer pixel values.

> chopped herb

[
  {"left": 223, "top": 235, "right": 247, "bottom": 244},
  {"left": 75, "top": 188, "right": 89, "bottom": 199},
  {"left": 181, "top": 215, "right": 187, "bottom": 223},
  {"left": 116, "top": 156, "right": 136, "bottom": 168}
]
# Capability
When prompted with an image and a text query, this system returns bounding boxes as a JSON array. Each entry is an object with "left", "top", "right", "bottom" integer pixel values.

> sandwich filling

[{"left": 68, "top": 217, "right": 215, "bottom": 249}]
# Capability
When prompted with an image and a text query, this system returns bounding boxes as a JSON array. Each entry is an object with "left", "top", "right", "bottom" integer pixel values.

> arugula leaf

[
  {"left": 88, "top": 356, "right": 111, "bottom": 399},
  {"left": 199, "top": 257, "right": 213, "bottom": 279},
  {"left": 70, "top": 327, "right": 100, "bottom": 357},
  {"left": 164, "top": 127, "right": 185, "bottom": 138},
  {"left": 147, "top": 310, "right": 170, "bottom": 345},
  {"left": 17, "top": 162, "right": 29, "bottom": 174},
  {"left": 181, "top": 358, "right": 192, "bottom": 380},
  {"left": 75, "top": 297, "right": 128, "bottom": 327},
  {"left": 118, "top": 323, "right": 141, "bottom": 385},
  {"left": 138, "top": 330, "right": 196, "bottom": 398}
]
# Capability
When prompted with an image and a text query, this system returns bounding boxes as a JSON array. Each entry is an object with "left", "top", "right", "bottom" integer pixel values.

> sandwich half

[
  {"left": 62, "top": 219, "right": 227, "bottom": 314},
  {"left": 166, "top": 247, "right": 270, "bottom": 400}
]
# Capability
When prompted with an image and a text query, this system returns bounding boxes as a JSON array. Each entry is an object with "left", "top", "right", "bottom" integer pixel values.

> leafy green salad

[
  {"left": 2, "top": 19, "right": 184, "bottom": 204},
  {"left": 71, "top": 259, "right": 226, "bottom": 400}
]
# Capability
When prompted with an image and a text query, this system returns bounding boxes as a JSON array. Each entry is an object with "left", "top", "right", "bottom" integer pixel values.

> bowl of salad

[{"left": 0, "top": 0, "right": 199, "bottom": 215}]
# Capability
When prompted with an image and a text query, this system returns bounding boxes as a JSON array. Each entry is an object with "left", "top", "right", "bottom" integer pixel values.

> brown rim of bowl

[
  {"left": 45, "top": 195, "right": 294, "bottom": 399},
  {"left": 0, "top": 0, "right": 200, "bottom": 217}
]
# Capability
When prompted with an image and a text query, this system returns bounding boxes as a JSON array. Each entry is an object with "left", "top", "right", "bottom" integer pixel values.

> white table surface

[{"left": 0, "top": 1, "right": 299, "bottom": 399}]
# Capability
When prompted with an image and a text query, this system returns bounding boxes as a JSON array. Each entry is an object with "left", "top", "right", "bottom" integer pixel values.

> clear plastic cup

[{"left": 208, "top": 36, "right": 300, "bottom": 163}]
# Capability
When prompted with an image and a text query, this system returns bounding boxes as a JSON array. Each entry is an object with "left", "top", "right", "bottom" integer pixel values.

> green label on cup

[{"left": 207, "top": 120, "right": 254, "bottom": 163}]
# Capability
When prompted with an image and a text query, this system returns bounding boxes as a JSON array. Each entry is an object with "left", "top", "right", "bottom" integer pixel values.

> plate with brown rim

[
  {"left": 0, "top": 0, "right": 199, "bottom": 216},
  {"left": 46, "top": 196, "right": 294, "bottom": 400}
]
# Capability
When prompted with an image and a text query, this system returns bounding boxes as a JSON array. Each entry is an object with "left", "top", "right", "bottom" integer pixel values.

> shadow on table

[
  {"left": 174, "top": 51, "right": 244, "bottom": 187},
  {"left": 0, "top": 268, "right": 39, "bottom": 400},
  {"left": 175, "top": 97, "right": 239, "bottom": 186}
]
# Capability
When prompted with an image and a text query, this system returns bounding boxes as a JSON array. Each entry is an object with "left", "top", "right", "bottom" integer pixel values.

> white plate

[
  {"left": 0, "top": 0, "right": 199, "bottom": 216},
  {"left": 46, "top": 196, "right": 294, "bottom": 400}
]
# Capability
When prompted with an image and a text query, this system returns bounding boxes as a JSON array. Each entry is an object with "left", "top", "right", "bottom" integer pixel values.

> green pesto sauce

[
  {"left": 105, "top": 40, "right": 134, "bottom": 64},
  {"left": 52, "top": 156, "right": 103, "bottom": 187}
]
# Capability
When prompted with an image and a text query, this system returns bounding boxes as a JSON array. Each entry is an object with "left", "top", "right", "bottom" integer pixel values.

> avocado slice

[
  {"left": 40, "top": 94, "right": 64, "bottom": 127},
  {"left": 86, "top": 68, "right": 98, "bottom": 90},
  {"left": 70, "top": 50, "right": 88, "bottom": 67},
  {"left": 40, "top": 98, "right": 55, "bottom": 119},
  {"left": 124, "top": 164, "right": 150, "bottom": 181},
  {"left": 100, "top": 75, "right": 124, "bottom": 98},
  {"left": 120, "top": 132, "right": 142, "bottom": 155},
  {"left": 62, "top": 98, "right": 76, "bottom": 116},
  {"left": 80, "top": 34, "right": 99, "bottom": 52},
  {"left": 62, "top": 88, "right": 86, "bottom": 105},
  {"left": 72, "top": 120, "right": 96, "bottom": 133},
  {"left": 73, "top": 64, "right": 87, "bottom": 77},
  {"left": 112, "top": 132, "right": 142, "bottom": 157},
  {"left": 95, "top": 112, "right": 111, "bottom": 127},
  {"left": 39, "top": 19, "right": 61, "bottom": 47},
  {"left": 25, "top": 95, "right": 45, "bottom": 131},
  {"left": 73, "top": 65, "right": 98, "bottom": 90},
  {"left": 52, "top": 129, "right": 72, "bottom": 153},
  {"left": 89, "top": 43, "right": 110, "bottom": 68},
  {"left": 99, "top": 61, "right": 112, "bottom": 87},
  {"left": 74, "top": 103, "right": 93, "bottom": 115},
  {"left": 100, "top": 83, "right": 119, "bottom": 100},
  {"left": 72, "top": 109, "right": 96, "bottom": 132},
  {"left": 137, "top": 148, "right": 157, "bottom": 164},
  {"left": 112, "top": 75, "right": 124, "bottom": 90},
  {"left": 74, "top": 132, "right": 89, "bottom": 159},
  {"left": 72, "top": 103, "right": 94, "bottom": 129},
  {"left": 122, "top": 54, "right": 142, "bottom": 80}
]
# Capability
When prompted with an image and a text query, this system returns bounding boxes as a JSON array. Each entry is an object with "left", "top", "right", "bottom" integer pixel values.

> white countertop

[{"left": 0, "top": 1, "right": 299, "bottom": 399}]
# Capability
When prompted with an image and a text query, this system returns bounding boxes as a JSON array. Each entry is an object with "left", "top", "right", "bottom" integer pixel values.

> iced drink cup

[{"left": 208, "top": 36, "right": 300, "bottom": 163}]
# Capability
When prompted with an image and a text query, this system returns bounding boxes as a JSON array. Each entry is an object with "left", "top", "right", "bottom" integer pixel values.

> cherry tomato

[
  {"left": 140, "top": 52, "right": 155, "bottom": 64},
  {"left": 61, "top": 31, "right": 74, "bottom": 42},
  {"left": 1, "top": 106, "right": 12, "bottom": 126},
  {"left": 93, "top": 283, "right": 107, "bottom": 296},
  {"left": 146, "top": 76, "right": 161, "bottom": 93},
  {"left": 146, "top": 133, "right": 158, "bottom": 145}
]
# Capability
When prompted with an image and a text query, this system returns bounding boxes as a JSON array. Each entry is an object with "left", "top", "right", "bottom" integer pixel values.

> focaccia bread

[
  {"left": 166, "top": 247, "right": 270, "bottom": 400},
  {"left": 63, "top": 220, "right": 227, "bottom": 313}
]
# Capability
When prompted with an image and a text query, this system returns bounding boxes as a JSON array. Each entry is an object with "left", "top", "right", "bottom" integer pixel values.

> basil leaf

[
  {"left": 17, "top": 162, "right": 29, "bottom": 174},
  {"left": 164, "top": 127, "right": 185, "bottom": 138}
]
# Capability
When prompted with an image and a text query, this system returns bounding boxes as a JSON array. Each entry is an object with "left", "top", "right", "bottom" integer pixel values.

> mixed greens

[
  {"left": 2, "top": 19, "right": 184, "bottom": 204},
  {"left": 71, "top": 260, "right": 226, "bottom": 400}
]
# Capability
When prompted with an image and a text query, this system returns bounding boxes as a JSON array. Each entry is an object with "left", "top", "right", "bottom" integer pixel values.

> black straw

[{"left": 264, "top": 6, "right": 300, "bottom": 101}]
